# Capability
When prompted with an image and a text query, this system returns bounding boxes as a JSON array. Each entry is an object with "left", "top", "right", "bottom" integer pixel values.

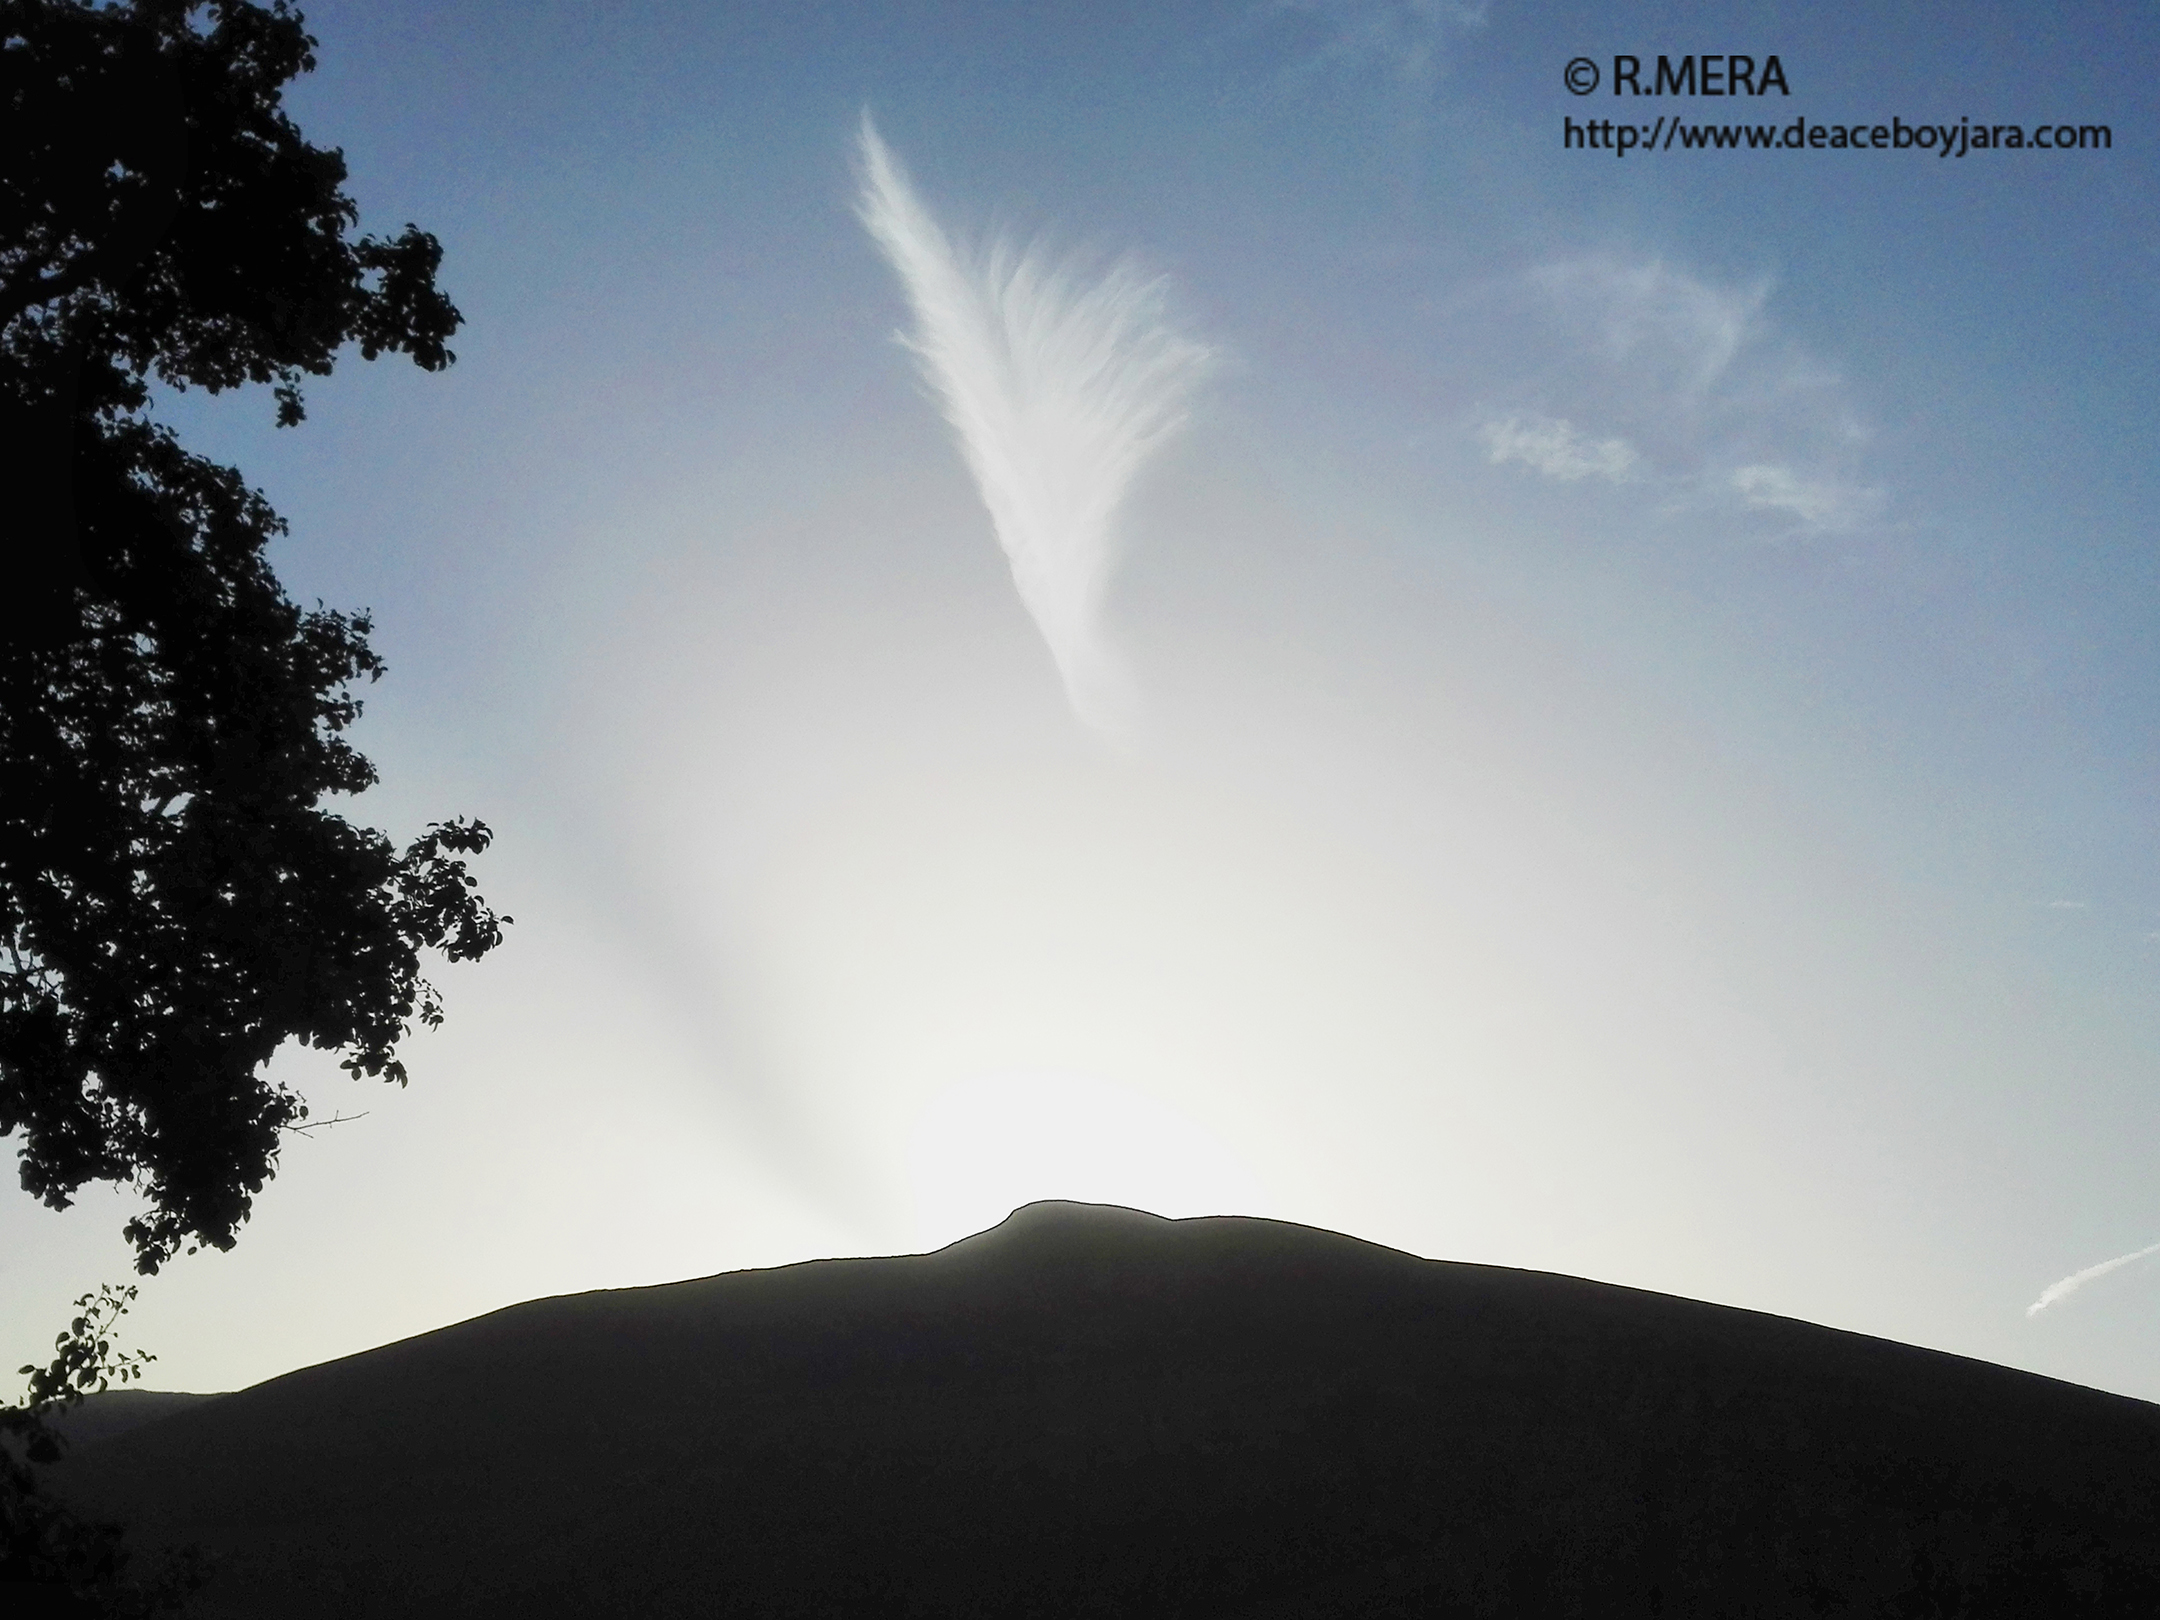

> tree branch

[{"left": 0, "top": 260, "right": 99, "bottom": 335}]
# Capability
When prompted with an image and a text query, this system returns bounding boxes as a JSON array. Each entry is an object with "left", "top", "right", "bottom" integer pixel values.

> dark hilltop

[{"left": 45, "top": 1201, "right": 2160, "bottom": 1616}]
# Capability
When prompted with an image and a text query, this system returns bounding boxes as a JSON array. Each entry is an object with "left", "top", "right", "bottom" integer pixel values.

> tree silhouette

[
  {"left": 3, "top": 0, "right": 507, "bottom": 1267},
  {"left": 3, "top": 0, "right": 507, "bottom": 1602}
]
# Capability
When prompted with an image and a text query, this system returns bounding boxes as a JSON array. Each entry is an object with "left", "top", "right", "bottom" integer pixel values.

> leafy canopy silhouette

[{"left": 1, "top": 0, "right": 510, "bottom": 1279}]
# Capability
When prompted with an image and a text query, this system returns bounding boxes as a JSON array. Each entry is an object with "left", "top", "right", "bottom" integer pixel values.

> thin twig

[{"left": 284, "top": 1110, "right": 370, "bottom": 1136}]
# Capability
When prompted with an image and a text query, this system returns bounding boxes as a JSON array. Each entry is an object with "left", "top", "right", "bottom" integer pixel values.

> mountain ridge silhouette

[{"left": 45, "top": 1201, "right": 2160, "bottom": 1616}]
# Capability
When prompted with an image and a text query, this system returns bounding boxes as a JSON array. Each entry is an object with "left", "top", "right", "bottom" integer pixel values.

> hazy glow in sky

[
  {"left": 905, "top": 1067, "right": 1268, "bottom": 1245},
  {"left": 5, "top": 0, "right": 2157, "bottom": 1404}
]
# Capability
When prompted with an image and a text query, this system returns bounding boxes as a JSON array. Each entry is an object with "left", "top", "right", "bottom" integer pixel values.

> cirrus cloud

[
  {"left": 1476, "top": 254, "right": 1881, "bottom": 535},
  {"left": 855, "top": 114, "right": 1213, "bottom": 731},
  {"left": 1478, "top": 411, "right": 1641, "bottom": 483}
]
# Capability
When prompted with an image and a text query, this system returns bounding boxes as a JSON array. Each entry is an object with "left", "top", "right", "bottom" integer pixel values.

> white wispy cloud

[
  {"left": 1530, "top": 256, "right": 1767, "bottom": 403},
  {"left": 1730, "top": 463, "right": 1876, "bottom": 531},
  {"left": 2027, "top": 1239, "right": 2160, "bottom": 1318},
  {"left": 1274, "top": 0, "right": 1490, "bottom": 86},
  {"left": 854, "top": 113, "right": 1212, "bottom": 731},
  {"left": 1478, "top": 412, "right": 1639, "bottom": 483},
  {"left": 1478, "top": 254, "right": 1879, "bottom": 535}
]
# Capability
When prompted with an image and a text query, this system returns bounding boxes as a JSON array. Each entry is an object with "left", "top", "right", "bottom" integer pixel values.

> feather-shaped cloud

[{"left": 856, "top": 115, "right": 1212, "bottom": 731}]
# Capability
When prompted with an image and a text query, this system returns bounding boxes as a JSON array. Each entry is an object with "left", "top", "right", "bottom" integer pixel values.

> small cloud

[
  {"left": 2028, "top": 1238, "right": 2160, "bottom": 1317},
  {"left": 1728, "top": 463, "right": 1876, "bottom": 532},
  {"left": 1479, "top": 411, "right": 1640, "bottom": 483},
  {"left": 1530, "top": 257, "right": 1769, "bottom": 403},
  {"left": 2044, "top": 899, "right": 2090, "bottom": 911},
  {"left": 1272, "top": 0, "right": 1489, "bottom": 87},
  {"left": 1479, "top": 253, "right": 1883, "bottom": 537}
]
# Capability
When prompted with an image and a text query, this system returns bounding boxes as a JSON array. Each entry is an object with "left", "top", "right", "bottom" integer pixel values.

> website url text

[{"left": 1564, "top": 115, "right": 2112, "bottom": 158}]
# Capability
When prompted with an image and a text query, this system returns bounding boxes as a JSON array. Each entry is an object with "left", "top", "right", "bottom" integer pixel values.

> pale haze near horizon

[{"left": 5, "top": 0, "right": 2158, "bottom": 1404}]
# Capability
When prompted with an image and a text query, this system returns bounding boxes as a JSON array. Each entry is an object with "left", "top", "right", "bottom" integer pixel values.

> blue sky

[{"left": 6, "top": 0, "right": 2159, "bottom": 1401}]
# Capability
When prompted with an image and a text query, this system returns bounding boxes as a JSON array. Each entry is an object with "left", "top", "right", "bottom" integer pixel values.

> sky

[{"left": 6, "top": 0, "right": 2160, "bottom": 1402}]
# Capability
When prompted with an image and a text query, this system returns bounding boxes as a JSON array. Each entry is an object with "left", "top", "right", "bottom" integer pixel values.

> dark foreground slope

[
  {"left": 50, "top": 1203, "right": 2160, "bottom": 1617},
  {"left": 45, "top": 1389, "right": 227, "bottom": 1450}
]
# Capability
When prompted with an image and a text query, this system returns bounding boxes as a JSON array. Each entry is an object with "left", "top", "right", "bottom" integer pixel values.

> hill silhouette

[
  {"left": 44, "top": 1202, "right": 2160, "bottom": 1616},
  {"left": 41, "top": 1389, "right": 227, "bottom": 1452}
]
